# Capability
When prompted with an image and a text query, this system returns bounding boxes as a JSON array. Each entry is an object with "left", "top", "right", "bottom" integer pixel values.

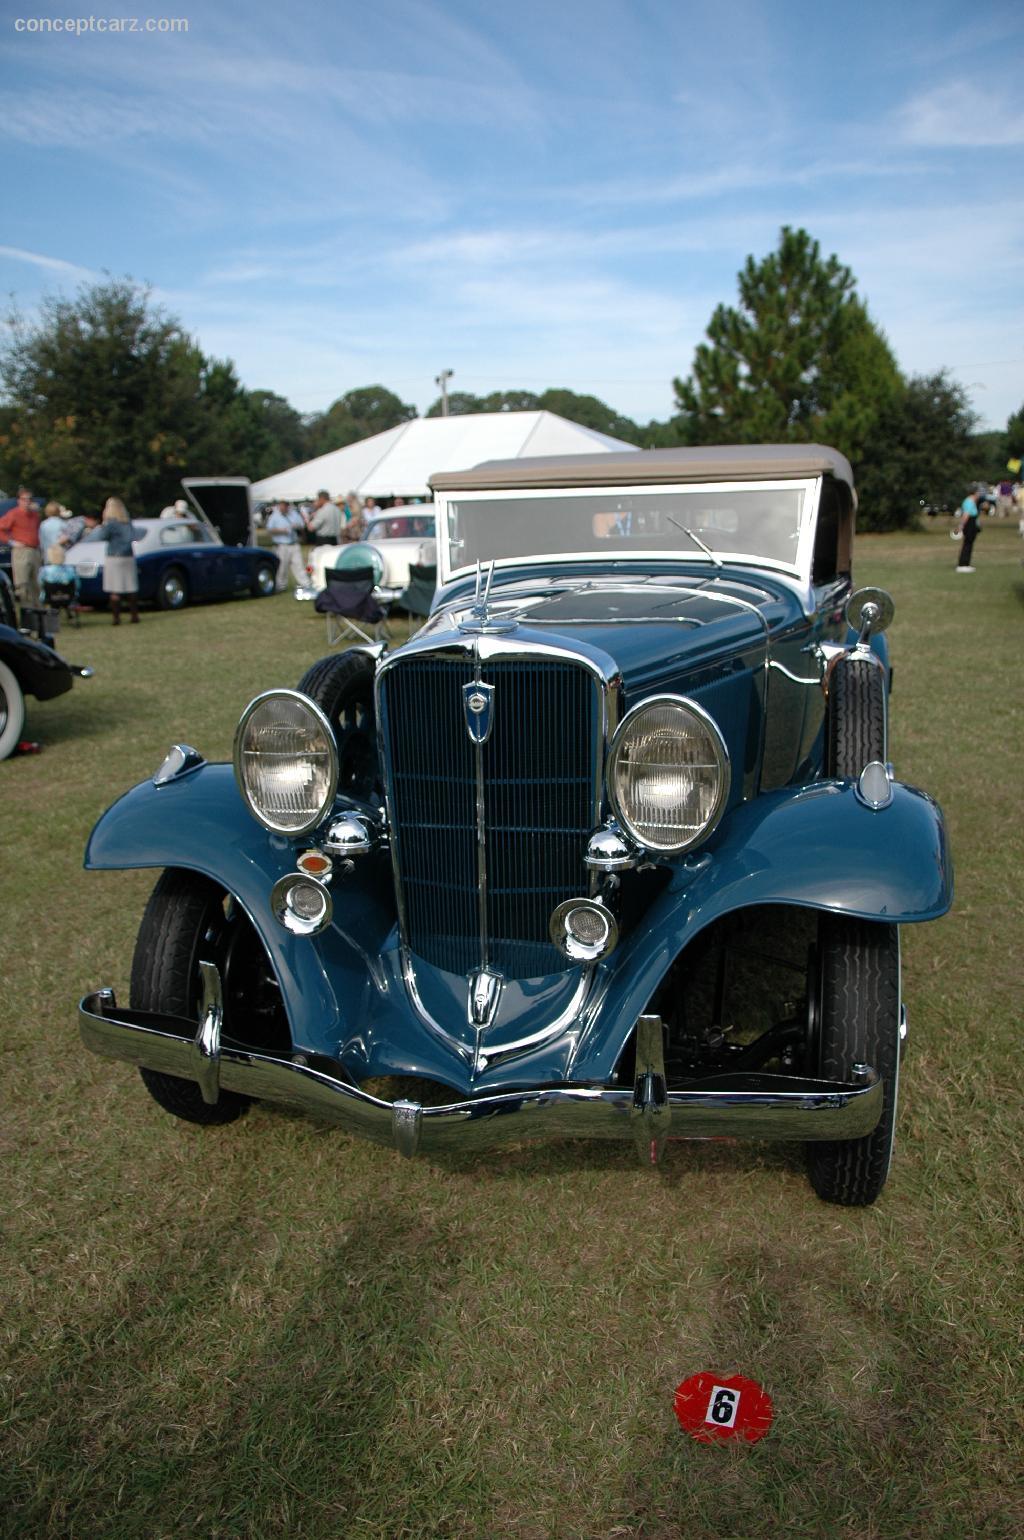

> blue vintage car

[
  {"left": 63, "top": 515, "right": 278, "bottom": 610},
  {"left": 79, "top": 445, "right": 952, "bottom": 1205}
]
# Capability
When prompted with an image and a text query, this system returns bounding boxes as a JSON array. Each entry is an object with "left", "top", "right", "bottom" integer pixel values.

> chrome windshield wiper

[{"left": 666, "top": 515, "right": 723, "bottom": 567}]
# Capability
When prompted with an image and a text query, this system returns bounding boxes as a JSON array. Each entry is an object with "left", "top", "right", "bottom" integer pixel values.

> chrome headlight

[
  {"left": 233, "top": 690, "right": 338, "bottom": 836},
  {"left": 607, "top": 695, "right": 730, "bottom": 853}
]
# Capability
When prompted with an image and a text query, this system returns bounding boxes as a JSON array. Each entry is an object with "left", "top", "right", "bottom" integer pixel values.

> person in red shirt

[{"left": 0, "top": 488, "right": 42, "bottom": 609}]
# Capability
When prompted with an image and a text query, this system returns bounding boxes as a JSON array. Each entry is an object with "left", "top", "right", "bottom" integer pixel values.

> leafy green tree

[
  {"left": 673, "top": 227, "right": 901, "bottom": 459},
  {"left": 855, "top": 372, "right": 977, "bottom": 530},
  {"left": 0, "top": 278, "right": 205, "bottom": 511},
  {"left": 536, "top": 389, "right": 642, "bottom": 444},
  {"left": 306, "top": 385, "right": 416, "bottom": 455},
  {"left": 1001, "top": 402, "right": 1024, "bottom": 474}
]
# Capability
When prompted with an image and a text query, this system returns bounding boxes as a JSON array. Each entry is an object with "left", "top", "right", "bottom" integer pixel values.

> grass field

[{"left": 2, "top": 526, "right": 1022, "bottom": 1539}]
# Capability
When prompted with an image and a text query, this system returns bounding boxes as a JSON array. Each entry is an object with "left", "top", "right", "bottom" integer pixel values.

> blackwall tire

[
  {"left": 297, "top": 650, "right": 381, "bottom": 801},
  {"left": 130, "top": 870, "right": 260, "bottom": 1125},
  {"left": 0, "top": 659, "right": 26, "bottom": 760},
  {"left": 826, "top": 657, "right": 886, "bottom": 776},
  {"left": 157, "top": 567, "right": 189, "bottom": 611},
  {"left": 805, "top": 916, "right": 901, "bottom": 1206}
]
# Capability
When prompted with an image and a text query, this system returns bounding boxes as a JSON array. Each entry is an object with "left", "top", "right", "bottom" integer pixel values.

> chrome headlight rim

[
  {"left": 606, "top": 693, "right": 731, "bottom": 854},
  {"left": 233, "top": 688, "right": 339, "bottom": 837}
]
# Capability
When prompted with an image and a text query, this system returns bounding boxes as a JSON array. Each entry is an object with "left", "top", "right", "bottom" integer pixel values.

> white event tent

[{"left": 250, "top": 411, "right": 636, "bottom": 503}]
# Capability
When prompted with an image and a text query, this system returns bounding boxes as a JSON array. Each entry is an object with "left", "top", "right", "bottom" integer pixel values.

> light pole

[{"left": 435, "top": 369, "right": 453, "bottom": 417}]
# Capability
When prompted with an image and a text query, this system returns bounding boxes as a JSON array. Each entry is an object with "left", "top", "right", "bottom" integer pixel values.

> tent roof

[{"left": 249, "top": 411, "right": 636, "bottom": 501}]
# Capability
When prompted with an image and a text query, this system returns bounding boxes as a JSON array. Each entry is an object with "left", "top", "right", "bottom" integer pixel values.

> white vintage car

[{"left": 304, "top": 511, "right": 436, "bottom": 599}]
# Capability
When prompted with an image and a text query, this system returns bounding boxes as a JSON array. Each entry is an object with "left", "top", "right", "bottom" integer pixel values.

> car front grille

[{"left": 379, "top": 654, "right": 598, "bottom": 977}]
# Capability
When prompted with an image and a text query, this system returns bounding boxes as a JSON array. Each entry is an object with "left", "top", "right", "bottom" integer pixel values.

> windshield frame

[{"left": 435, "top": 476, "right": 823, "bottom": 587}]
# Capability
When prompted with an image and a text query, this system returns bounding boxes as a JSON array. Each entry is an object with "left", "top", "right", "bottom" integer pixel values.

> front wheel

[
  {"left": 0, "top": 659, "right": 26, "bottom": 760},
  {"left": 805, "top": 915, "right": 901, "bottom": 1206},
  {"left": 252, "top": 561, "right": 276, "bottom": 598},
  {"left": 130, "top": 869, "right": 289, "bottom": 1125},
  {"left": 157, "top": 567, "right": 189, "bottom": 611}
]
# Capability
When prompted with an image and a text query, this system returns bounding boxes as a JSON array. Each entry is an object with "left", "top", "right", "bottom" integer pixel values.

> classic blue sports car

[
  {"left": 63, "top": 516, "right": 278, "bottom": 610},
  {"left": 79, "top": 445, "right": 952, "bottom": 1205}
]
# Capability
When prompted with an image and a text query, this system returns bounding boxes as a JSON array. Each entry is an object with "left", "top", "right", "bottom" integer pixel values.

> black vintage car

[{"left": 0, "top": 573, "right": 92, "bottom": 758}]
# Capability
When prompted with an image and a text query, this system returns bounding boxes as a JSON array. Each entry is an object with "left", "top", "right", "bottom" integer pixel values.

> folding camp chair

[
  {"left": 394, "top": 562, "right": 436, "bottom": 633},
  {"left": 314, "top": 565, "right": 389, "bottom": 647}
]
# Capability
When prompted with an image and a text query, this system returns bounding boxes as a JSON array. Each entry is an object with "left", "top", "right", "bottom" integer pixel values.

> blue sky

[{"left": 1, "top": 0, "right": 1021, "bottom": 431}]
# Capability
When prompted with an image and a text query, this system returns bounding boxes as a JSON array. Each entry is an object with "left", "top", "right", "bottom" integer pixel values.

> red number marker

[{"left": 673, "top": 1372, "right": 773, "bottom": 1443}]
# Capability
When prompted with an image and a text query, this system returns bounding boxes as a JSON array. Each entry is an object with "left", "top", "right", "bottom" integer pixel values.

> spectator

[
  {"left": 954, "top": 487, "right": 982, "bottom": 573},
  {"left": 306, "top": 489, "right": 341, "bottom": 545},
  {"left": 38, "top": 501, "right": 66, "bottom": 562},
  {"left": 266, "top": 498, "right": 307, "bottom": 590},
  {"left": 0, "top": 487, "right": 42, "bottom": 609},
  {"left": 362, "top": 496, "right": 382, "bottom": 521},
  {"left": 80, "top": 496, "right": 144, "bottom": 623},
  {"left": 159, "top": 497, "right": 190, "bottom": 520}
]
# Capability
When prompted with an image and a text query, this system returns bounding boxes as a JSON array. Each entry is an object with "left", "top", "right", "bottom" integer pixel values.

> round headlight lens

[
  {"left": 234, "top": 690, "right": 338, "bottom": 835},
  {"left": 608, "top": 696, "right": 729, "bottom": 852}
]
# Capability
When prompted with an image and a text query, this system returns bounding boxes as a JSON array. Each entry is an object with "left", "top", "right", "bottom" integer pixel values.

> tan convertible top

[{"left": 430, "top": 443, "right": 854, "bottom": 493}]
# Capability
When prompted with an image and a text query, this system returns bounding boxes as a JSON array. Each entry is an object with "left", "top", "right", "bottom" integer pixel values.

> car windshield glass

[
  {"left": 445, "top": 484, "right": 809, "bottom": 571},
  {"left": 367, "top": 514, "right": 435, "bottom": 540}
]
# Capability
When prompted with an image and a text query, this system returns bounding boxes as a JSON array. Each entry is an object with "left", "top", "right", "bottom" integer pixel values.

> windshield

[{"left": 443, "top": 481, "right": 813, "bottom": 574}]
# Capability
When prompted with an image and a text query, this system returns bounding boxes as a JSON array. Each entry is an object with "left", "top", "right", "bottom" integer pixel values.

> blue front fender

[
  {"left": 567, "top": 776, "right": 952, "bottom": 1082},
  {"left": 85, "top": 765, "right": 401, "bottom": 1064}
]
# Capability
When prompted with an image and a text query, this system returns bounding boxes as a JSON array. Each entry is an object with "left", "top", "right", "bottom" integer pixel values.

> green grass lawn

[{"left": 2, "top": 527, "right": 1022, "bottom": 1539}]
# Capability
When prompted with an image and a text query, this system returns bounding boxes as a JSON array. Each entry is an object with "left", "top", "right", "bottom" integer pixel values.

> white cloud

[
  {"left": 897, "top": 81, "right": 1024, "bottom": 148},
  {"left": 0, "top": 245, "right": 95, "bottom": 280}
]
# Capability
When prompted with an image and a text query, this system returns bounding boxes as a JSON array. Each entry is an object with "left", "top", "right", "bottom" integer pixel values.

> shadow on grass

[{"left": 4, "top": 1203, "right": 460, "bottom": 1537}]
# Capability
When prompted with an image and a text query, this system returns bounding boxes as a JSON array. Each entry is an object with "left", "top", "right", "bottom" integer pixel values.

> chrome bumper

[{"left": 79, "top": 988, "right": 884, "bottom": 1163}]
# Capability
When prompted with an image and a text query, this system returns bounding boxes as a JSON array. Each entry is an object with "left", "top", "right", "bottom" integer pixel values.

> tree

[
  {"left": 425, "top": 385, "right": 644, "bottom": 444},
  {"left": 1001, "top": 402, "right": 1024, "bottom": 474},
  {"left": 0, "top": 278, "right": 308, "bottom": 508},
  {"left": 855, "top": 372, "right": 977, "bottom": 530},
  {"left": 305, "top": 385, "right": 416, "bottom": 456},
  {"left": 0, "top": 278, "right": 205, "bottom": 510},
  {"left": 673, "top": 227, "right": 901, "bottom": 459}
]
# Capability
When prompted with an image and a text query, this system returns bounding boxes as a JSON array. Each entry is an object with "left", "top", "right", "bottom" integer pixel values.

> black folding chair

[
  {"left": 393, "top": 562, "right": 437, "bottom": 632},
  {"left": 314, "top": 565, "right": 388, "bottom": 647}
]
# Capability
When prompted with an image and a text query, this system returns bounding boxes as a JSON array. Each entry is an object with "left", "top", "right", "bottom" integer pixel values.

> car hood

[{"left": 419, "top": 570, "right": 802, "bottom": 694}]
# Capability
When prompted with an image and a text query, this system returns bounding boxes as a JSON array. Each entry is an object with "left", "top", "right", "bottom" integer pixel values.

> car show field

[{"left": 2, "top": 524, "right": 1021, "bottom": 1539}]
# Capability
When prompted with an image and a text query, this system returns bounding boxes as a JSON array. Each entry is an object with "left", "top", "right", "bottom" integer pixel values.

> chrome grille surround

[{"left": 375, "top": 632, "right": 621, "bottom": 1060}]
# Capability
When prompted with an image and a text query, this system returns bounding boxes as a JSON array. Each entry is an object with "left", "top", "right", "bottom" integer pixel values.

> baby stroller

[{"left": 39, "top": 562, "right": 82, "bottom": 628}]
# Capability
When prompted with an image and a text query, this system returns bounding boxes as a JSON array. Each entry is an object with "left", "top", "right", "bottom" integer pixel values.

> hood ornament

[{"left": 457, "top": 561, "right": 518, "bottom": 634}]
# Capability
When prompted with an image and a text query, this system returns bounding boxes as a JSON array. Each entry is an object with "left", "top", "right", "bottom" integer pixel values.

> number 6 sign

[{"left": 674, "top": 1372, "right": 774, "bottom": 1443}]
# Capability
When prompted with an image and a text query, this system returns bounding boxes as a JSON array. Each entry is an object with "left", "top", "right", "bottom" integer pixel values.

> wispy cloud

[
  {"left": 897, "top": 81, "right": 1024, "bottom": 148},
  {"left": 0, "top": 245, "right": 95, "bottom": 280}
]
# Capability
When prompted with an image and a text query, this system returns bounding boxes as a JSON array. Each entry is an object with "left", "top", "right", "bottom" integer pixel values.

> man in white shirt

[{"left": 266, "top": 500, "right": 308, "bottom": 590}]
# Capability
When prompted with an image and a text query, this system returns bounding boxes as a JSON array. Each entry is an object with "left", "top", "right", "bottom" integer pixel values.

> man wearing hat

[{"left": 159, "top": 497, "right": 190, "bottom": 519}]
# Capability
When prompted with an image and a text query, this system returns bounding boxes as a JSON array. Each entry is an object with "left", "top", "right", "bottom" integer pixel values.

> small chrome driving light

[
  {"left": 323, "top": 813, "right": 376, "bottom": 856},
  {"left": 271, "top": 872, "right": 333, "bottom": 936},
  {"left": 584, "top": 824, "right": 640, "bottom": 872},
  {"left": 607, "top": 695, "right": 730, "bottom": 853},
  {"left": 234, "top": 690, "right": 338, "bottom": 836},
  {"left": 549, "top": 899, "right": 618, "bottom": 962}
]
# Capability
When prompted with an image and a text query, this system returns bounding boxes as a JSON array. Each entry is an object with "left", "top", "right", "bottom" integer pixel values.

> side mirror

[{"left": 845, "top": 587, "right": 895, "bottom": 644}]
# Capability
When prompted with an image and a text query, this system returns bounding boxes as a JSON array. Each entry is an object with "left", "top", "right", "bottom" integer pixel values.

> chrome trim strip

[
  {"left": 472, "top": 644, "right": 489, "bottom": 968},
  {"left": 80, "top": 989, "right": 885, "bottom": 1150}
]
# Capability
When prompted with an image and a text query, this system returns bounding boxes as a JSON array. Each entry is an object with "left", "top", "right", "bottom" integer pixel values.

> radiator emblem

[{"left": 463, "top": 681, "right": 494, "bottom": 744}]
